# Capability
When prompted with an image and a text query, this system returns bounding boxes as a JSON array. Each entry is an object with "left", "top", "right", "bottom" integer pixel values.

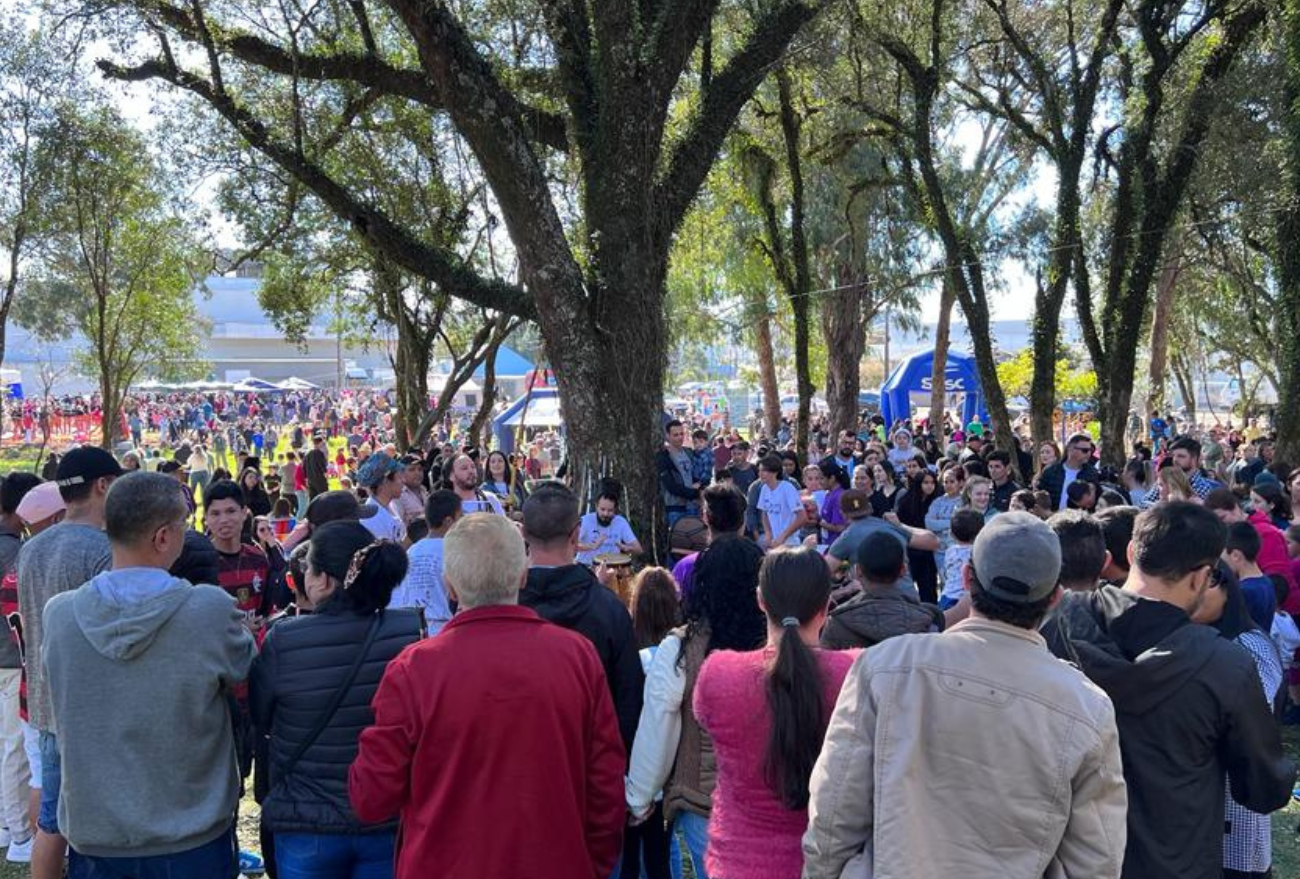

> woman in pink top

[{"left": 693, "top": 546, "right": 858, "bottom": 879}]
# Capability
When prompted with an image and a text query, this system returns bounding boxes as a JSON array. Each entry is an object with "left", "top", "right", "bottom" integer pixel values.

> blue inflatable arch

[{"left": 878, "top": 350, "right": 989, "bottom": 430}]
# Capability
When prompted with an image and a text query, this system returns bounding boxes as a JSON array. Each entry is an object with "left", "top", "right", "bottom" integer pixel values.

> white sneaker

[{"left": 6, "top": 836, "right": 32, "bottom": 863}]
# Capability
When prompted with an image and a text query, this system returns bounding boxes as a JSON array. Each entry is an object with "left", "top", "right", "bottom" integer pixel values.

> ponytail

[
  {"left": 759, "top": 546, "right": 832, "bottom": 810},
  {"left": 339, "top": 541, "right": 409, "bottom": 616}
]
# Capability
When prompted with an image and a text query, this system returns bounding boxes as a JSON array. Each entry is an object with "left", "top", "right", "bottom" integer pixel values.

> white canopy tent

[{"left": 276, "top": 376, "right": 319, "bottom": 390}]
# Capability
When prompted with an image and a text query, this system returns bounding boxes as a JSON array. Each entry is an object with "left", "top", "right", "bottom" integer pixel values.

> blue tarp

[
  {"left": 492, "top": 388, "right": 560, "bottom": 455},
  {"left": 879, "top": 350, "right": 988, "bottom": 430}
]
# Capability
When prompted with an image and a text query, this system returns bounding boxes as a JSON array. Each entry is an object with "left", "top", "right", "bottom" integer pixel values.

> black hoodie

[
  {"left": 1043, "top": 585, "right": 1295, "bottom": 879},
  {"left": 521, "top": 564, "right": 644, "bottom": 752}
]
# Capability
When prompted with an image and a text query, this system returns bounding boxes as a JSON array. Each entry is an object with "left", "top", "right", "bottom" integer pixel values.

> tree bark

[
  {"left": 928, "top": 276, "right": 956, "bottom": 445},
  {"left": 1145, "top": 234, "right": 1183, "bottom": 420},
  {"left": 821, "top": 263, "right": 870, "bottom": 438},
  {"left": 753, "top": 295, "right": 782, "bottom": 438},
  {"left": 775, "top": 69, "right": 814, "bottom": 460}
]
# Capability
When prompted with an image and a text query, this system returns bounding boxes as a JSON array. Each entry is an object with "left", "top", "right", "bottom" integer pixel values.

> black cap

[
  {"left": 56, "top": 446, "right": 124, "bottom": 488},
  {"left": 305, "top": 490, "right": 378, "bottom": 526}
]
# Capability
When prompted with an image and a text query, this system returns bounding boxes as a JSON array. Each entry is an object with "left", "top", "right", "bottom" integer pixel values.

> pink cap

[{"left": 17, "top": 482, "right": 65, "bottom": 526}]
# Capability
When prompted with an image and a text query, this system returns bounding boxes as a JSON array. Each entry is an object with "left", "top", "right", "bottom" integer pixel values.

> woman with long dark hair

[
  {"left": 250, "top": 524, "right": 423, "bottom": 879},
  {"left": 693, "top": 547, "right": 858, "bottom": 879},
  {"left": 482, "top": 450, "right": 527, "bottom": 514},
  {"left": 1192, "top": 561, "right": 1284, "bottom": 878},
  {"left": 895, "top": 470, "right": 940, "bottom": 603},
  {"left": 626, "top": 533, "right": 766, "bottom": 879},
  {"left": 1250, "top": 481, "right": 1292, "bottom": 531}
]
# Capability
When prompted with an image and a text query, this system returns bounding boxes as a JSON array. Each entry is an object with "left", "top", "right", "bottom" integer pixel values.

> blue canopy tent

[
  {"left": 879, "top": 350, "right": 988, "bottom": 430},
  {"left": 492, "top": 388, "right": 561, "bottom": 455}
]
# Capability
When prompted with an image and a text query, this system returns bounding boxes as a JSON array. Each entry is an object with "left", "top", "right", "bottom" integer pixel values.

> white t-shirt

[
  {"left": 389, "top": 537, "right": 451, "bottom": 634},
  {"left": 460, "top": 490, "right": 505, "bottom": 516},
  {"left": 576, "top": 513, "right": 638, "bottom": 566},
  {"left": 361, "top": 499, "right": 406, "bottom": 542},
  {"left": 1059, "top": 465, "right": 1081, "bottom": 510},
  {"left": 758, "top": 480, "right": 803, "bottom": 546}
]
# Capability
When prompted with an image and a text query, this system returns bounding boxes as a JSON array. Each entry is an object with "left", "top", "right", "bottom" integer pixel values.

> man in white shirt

[
  {"left": 355, "top": 453, "right": 406, "bottom": 542},
  {"left": 446, "top": 453, "right": 505, "bottom": 516},
  {"left": 389, "top": 489, "right": 460, "bottom": 634},
  {"left": 757, "top": 454, "right": 806, "bottom": 548},
  {"left": 576, "top": 490, "right": 643, "bottom": 566}
]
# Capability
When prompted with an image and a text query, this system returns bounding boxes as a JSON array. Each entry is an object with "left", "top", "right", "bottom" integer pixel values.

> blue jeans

[
  {"left": 68, "top": 827, "right": 235, "bottom": 879},
  {"left": 37, "top": 730, "right": 61, "bottom": 834},
  {"left": 275, "top": 831, "right": 395, "bottom": 879},
  {"left": 672, "top": 812, "right": 709, "bottom": 879}
]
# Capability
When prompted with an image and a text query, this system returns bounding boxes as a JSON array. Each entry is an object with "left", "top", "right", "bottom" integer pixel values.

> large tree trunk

[
  {"left": 775, "top": 69, "right": 814, "bottom": 460},
  {"left": 1145, "top": 234, "right": 1183, "bottom": 420},
  {"left": 751, "top": 293, "right": 781, "bottom": 439},
  {"left": 929, "top": 277, "right": 956, "bottom": 445},
  {"left": 1274, "top": 0, "right": 1300, "bottom": 465},
  {"left": 822, "top": 266, "right": 870, "bottom": 438},
  {"left": 1029, "top": 167, "right": 1082, "bottom": 449}
]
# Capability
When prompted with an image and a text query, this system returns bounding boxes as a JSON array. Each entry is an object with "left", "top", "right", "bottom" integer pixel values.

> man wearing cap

[
  {"left": 1042, "top": 502, "right": 1295, "bottom": 879},
  {"left": 16, "top": 447, "right": 120, "bottom": 879},
  {"left": 804, "top": 512, "right": 1127, "bottom": 879},
  {"left": 827, "top": 489, "right": 938, "bottom": 597},
  {"left": 303, "top": 434, "right": 329, "bottom": 499},
  {"left": 356, "top": 452, "right": 406, "bottom": 543}
]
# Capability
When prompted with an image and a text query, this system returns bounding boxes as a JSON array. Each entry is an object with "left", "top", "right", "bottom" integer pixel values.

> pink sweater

[{"left": 694, "top": 646, "right": 859, "bottom": 879}]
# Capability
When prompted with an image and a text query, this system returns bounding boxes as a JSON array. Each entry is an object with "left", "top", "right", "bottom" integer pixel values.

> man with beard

[
  {"left": 446, "top": 453, "right": 505, "bottom": 516},
  {"left": 576, "top": 490, "right": 643, "bottom": 566},
  {"left": 819, "top": 430, "right": 858, "bottom": 481}
]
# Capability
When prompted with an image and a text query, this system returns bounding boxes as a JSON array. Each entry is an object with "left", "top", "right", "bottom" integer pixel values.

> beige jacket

[{"left": 802, "top": 617, "right": 1126, "bottom": 879}]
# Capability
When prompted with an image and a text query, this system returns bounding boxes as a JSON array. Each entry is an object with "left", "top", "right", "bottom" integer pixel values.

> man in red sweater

[{"left": 349, "top": 513, "right": 626, "bottom": 879}]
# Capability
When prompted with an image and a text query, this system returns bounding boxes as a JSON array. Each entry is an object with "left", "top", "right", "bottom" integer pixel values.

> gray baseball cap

[{"left": 970, "top": 511, "right": 1062, "bottom": 603}]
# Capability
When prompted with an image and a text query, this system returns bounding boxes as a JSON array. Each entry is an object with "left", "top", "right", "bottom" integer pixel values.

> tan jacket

[{"left": 802, "top": 617, "right": 1126, "bottom": 879}]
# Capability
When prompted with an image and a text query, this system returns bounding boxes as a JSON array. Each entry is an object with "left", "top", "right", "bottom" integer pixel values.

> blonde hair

[
  {"left": 961, "top": 475, "right": 992, "bottom": 506},
  {"left": 1157, "top": 465, "right": 1194, "bottom": 502},
  {"left": 444, "top": 513, "right": 527, "bottom": 609}
]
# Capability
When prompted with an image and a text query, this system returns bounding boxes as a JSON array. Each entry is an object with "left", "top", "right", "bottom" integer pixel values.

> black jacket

[
  {"left": 170, "top": 529, "right": 221, "bottom": 587},
  {"left": 302, "top": 448, "right": 329, "bottom": 496},
  {"left": 820, "top": 587, "right": 943, "bottom": 649},
  {"left": 1042, "top": 586, "right": 1295, "bottom": 879},
  {"left": 250, "top": 607, "right": 422, "bottom": 834},
  {"left": 521, "top": 564, "right": 644, "bottom": 752},
  {"left": 1035, "top": 461, "right": 1100, "bottom": 511}
]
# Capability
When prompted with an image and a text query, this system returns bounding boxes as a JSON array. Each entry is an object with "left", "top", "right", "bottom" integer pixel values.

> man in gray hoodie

[{"left": 41, "top": 472, "right": 256, "bottom": 877}]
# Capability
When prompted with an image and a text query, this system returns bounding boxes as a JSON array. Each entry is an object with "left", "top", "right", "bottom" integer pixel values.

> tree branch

[
  {"left": 97, "top": 57, "right": 536, "bottom": 319},
  {"left": 655, "top": 0, "right": 822, "bottom": 238},
  {"left": 139, "top": 0, "right": 570, "bottom": 152}
]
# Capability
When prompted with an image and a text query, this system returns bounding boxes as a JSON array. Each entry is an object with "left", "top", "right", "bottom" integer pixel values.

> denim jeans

[
  {"left": 37, "top": 730, "right": 60, "bottom": 835},
  {"left": 68, "top": 827, "right": 235, "bottom": 879},
  {"left": 672, "top": 812, "right": 709, "bottom": 879},
  {"left": 275, "top": 831, "right": 395, "bottom": 879}
]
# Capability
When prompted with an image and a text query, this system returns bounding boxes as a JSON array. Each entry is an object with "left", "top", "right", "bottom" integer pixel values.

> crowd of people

[{"left": 0, "top": 401, "right": 1294, "bottom": 879}]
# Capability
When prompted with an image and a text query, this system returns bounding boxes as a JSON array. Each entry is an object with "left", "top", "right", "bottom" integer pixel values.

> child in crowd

[
  {"left": 268, "top": 497, "right": 296, "bottom": 540},
  {"left": 939, "top": 509, "right": 985, "bottom": 610}
]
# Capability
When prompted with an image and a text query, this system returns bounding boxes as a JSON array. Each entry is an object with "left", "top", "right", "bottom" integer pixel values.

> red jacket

[
  {"left": 349, "top": 605, "right": 626, "bottom": 879},
  {"left": 1248, "top": 510, "right": 1298, "bottom": 612}
]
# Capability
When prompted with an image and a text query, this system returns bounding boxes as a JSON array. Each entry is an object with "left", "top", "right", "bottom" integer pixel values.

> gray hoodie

[{"left": 42, "top": 571, "right": 255, "bottom": 858}]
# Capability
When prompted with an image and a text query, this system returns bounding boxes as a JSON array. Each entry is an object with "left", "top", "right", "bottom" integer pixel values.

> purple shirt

[{"left": 672, "top": 553, "right": 699, "bottom": 600}]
